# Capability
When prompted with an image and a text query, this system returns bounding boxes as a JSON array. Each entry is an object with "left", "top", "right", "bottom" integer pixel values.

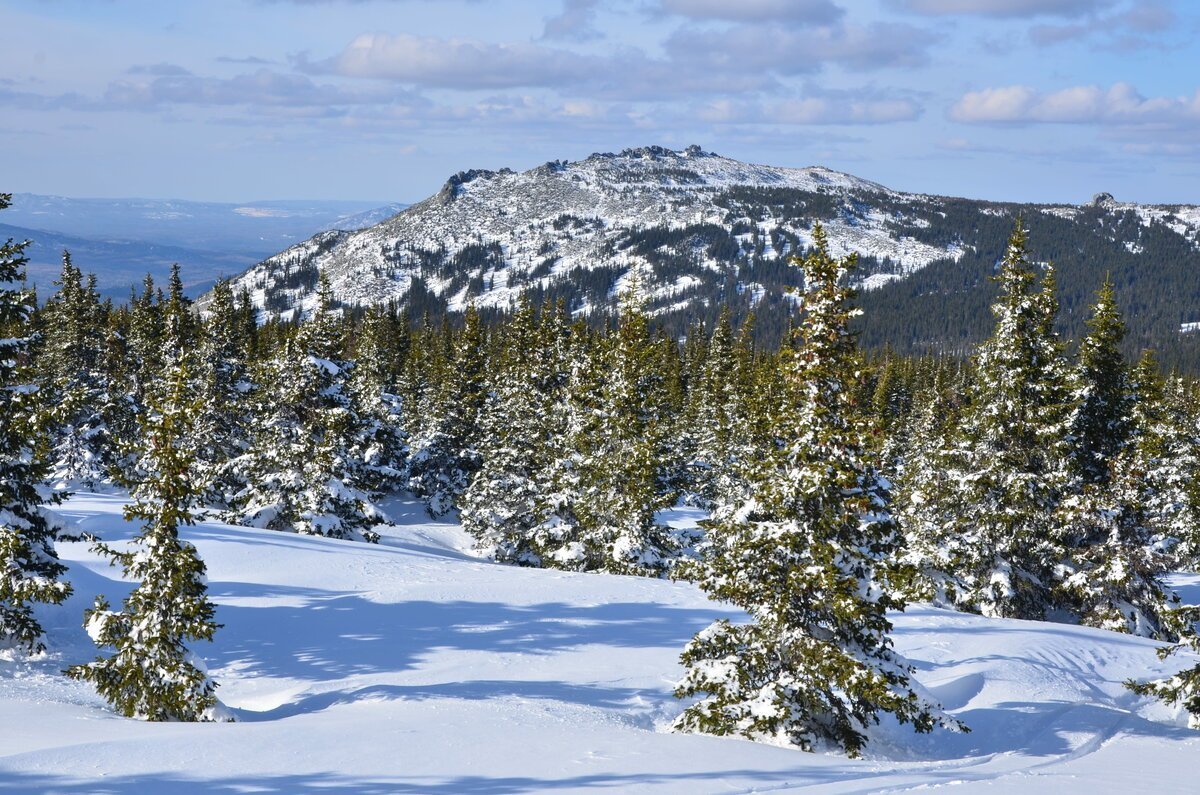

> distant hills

[
  {"left": 222, "top": 145, "right": 1200, "bottom": 370},
  {"left": 3, "top": 194, "right": 405, "bottom": 299}
]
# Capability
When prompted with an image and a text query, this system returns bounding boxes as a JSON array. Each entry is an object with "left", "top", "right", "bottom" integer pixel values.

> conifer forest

[{"left": 7, "top": 177, "right": 1200, "bottom": 769}]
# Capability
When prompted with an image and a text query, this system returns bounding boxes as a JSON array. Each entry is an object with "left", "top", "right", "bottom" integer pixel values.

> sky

[{"left": 2, "top": 0, "right": 1198, "bottom": 205}]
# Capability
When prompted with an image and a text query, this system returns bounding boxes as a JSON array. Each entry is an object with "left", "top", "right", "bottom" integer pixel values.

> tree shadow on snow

[
  {"left": 0, "top": 767, "right": 819, "bottom": 794},
  {"left": 204, "top": 582, "right": 726, "bottom": 719}
]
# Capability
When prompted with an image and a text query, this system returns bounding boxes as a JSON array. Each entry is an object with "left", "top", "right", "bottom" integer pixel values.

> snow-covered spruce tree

[
  {"left": 675, "top": 225, "right": 961, "bottom": 756},
  {"left": 125, "top": 273, "right": 163, "bottom": 409},
  {"left": 1056, "top": 482, "right": 1184, "bottom": 640},
  {"left": 1053, "top": 290, "right": 1186, "bottom": 639},
  {"left": 460, "top": 298, "right": 553, "bottom": 564},
  {"left": 231, "top": 275, "right": 380, "bottom": 542},
  {"left": 348, "top": 306, "right": 408, "bottom": 496},
  {"left": 408, "top": 304, "right": 488, "bottom": 517},
  {"left": 894, "top": 370, "right": 966, "bottom": 606},
  {"left": 904, "top": 220, "right": 1072, "bottom": 620},
  {"left": 0, "top": 201, "right": 73, "bottom": 653},
  {"left": 1067, "top": 276, "right": 1133, "bottom": 487},
  {"left": 560, "top": 286, "right": 677, "bottom": 575},
  {"left": 66, "top": 355, "right": 227, "bottom": 722},
  {"left": 1143, "top": 371, "right": 1200, "bottom": 565},
  {"left": 194, "top": 279, "right": 254, "bottom": 508},
  {"left": 683, "top": 308, "right": 754, "bottom": 510},
  {"left": 39, "top": 252, "right": 117, "bottom": 489},
  {"left": 531, "top": 316, "right": 596, "bottom": 568}
]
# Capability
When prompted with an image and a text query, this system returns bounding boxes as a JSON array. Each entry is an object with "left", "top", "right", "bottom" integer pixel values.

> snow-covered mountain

[
  {"left": 224, "top": 145, "right": 1200, "bottom": 364},
  {"left": 227, "top": 145, "right": 964, "bottom": 318}
]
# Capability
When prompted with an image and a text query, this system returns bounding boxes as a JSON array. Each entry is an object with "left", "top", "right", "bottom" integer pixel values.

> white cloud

[
  {"left": 664, "top": 21, "right": 936, "bottom": 75},
  {"left": 542, "top": 0, "right": 602, "bottom": 41},
  {"left": 1029, "top": 0, "right": 1177, "bottom": 49},
  {"left": 656, "top": 0, "right": 844, "bottom": 24},
  {"left": 949, "top": 82, "right": 1200, "bottom": 125},
  {"left": 304, "top": 33, "right": 604, "bottom": 89},
  {"left": 891, "top": 0, "right": 1113, "bottom": 17},
  {"left": 699, "top": 94, "right": 921, "bottom": 125}
]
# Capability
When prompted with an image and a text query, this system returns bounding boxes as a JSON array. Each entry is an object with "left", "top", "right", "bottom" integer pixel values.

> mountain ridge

[{"left": 219, "top": 145, "right": 1200, "bottom": 368}]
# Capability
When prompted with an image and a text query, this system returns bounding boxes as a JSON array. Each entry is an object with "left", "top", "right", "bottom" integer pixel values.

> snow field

[{"left": 2, "top": 493, "right": 1199, "bottom": 793}]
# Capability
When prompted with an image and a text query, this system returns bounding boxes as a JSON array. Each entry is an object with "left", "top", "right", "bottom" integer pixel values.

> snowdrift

[{"left": 1, "top": 492, "right": 1198, "bottom": 793}]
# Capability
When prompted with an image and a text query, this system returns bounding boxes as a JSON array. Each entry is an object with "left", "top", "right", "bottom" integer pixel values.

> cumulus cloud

[
  {"left": 656, "top": 0, "right": 844, "bottom": 24},
  {"left": 542, "top": 0, "right": 602, "bottom": 41},
  {"left": 949, "top": 82, "right": 1200, "bottom": 126},
  {"left": 890, "top": 0, "right": 1113, "bottom": 16},
  {"left": 0, "top": 69, "right": 429, "bottom": 117},
  {"left": 217, "top": 55, "right": 276, "bottom": 65},
  {"left": 698, "top": 93, "right": 922, "bottom": 125},
  {"left": 1029, "top": 0, "right": 1176, "bottom": 49},
  {"left": 302, "top": 33, "right": 605, "bottom": 89},
  {"left": 664, "top": 21, "right": 936, "bottom": 74},
  {"left": 126, "top": 63, "right": 193, "bottom": 76},
  {"left": 302, "top": 24, "right": 927, "bottom": 99}
]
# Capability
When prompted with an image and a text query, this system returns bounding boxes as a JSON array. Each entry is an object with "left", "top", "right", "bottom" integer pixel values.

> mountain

[
  {"left": 4, "top": 194, "right": 406, "bottom": 299},
  {"left": 222, "top": 145, "right": 1200, "bottom": 368}
]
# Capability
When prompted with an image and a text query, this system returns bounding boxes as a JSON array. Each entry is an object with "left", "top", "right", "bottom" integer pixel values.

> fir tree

[
  {"left": 194, "top": 280, "right": 254, "bottom": 508},
  {"left": 348, "top": 306, "right": 408, "bottom": 496},
  {"left": 40, "top": 252, "right": 116, "bottom": 488},
  {"left": 408, "top": 304, "right": 488, "bottom": 517},
  {"left": 904, "top": 221, "right": 1072, "bottom": 620},
  {"left": 232, "top": 276, "right": 381, "bottom": 542},
  {"left": 0, "top": 199, "right": 72, "bottom": 653},
  {"left": 460, "top": 299, "right": 552, "bottom": 564},
  {"left": 675, "top": 225, "right": 961, "bottom": 756},
  {"left": 65, "top": 349, "right": 227, "bottom": 721},
  {"left": 550, "top": 287, "right": 678, "bottom": 575},
  {"left": 1067, "top": 276, "right": 1133, "bottom": 486},
  {"left": 684, "top": 308, "right": 751, "bottom": 509}
]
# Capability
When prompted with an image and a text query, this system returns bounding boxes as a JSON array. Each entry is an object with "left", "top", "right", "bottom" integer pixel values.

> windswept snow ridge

[{"left": 2, "top": 492, "right": 1199, "bottom": 792}]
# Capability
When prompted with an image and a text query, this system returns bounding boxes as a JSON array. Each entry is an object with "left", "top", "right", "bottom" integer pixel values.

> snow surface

[{"left": 3, "top": 492, "right": 1200, "bottom": 792}]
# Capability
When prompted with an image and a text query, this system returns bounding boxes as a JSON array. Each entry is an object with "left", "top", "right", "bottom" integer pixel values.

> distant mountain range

[
  {"left": 3, "top": 194, "right": 406, "bottom": 298},
  {"left": 223, "top": 145, "right": 1200, "bottom": 369}
]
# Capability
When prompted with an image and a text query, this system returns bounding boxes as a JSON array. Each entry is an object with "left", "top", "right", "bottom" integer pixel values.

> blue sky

[{"left": 3, "top": 0, "right": 1198, "bottom": 204}]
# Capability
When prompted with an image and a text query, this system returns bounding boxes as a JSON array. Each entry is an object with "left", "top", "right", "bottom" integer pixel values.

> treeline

[{"left": 3, "top": 195, "right": 1200, "bottom": 752}]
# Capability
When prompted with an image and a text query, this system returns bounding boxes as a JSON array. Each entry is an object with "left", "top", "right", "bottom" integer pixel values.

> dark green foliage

[
  {"left": 675, "top": 225, "right": 961, "bottom": 756},
  {"left": 1068, "top": 277, "right": 1133, "bottom": 485},
  {"left": 0, "top": 195, "right": 72, "bottom": 653},
  {"left": 902, "top": 220, "right": 1072, "bottom": 620},
  {"left": 65, "top": 354, "right": 224, "bottom": 722}
]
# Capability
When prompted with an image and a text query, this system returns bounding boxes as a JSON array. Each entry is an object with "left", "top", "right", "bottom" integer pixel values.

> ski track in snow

[{"left": 2, "top": 492, "right": 1199, "bottom": 793}]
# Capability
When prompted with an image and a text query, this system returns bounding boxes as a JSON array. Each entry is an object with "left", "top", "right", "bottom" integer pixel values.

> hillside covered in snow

[
  {"left": 2, "top": 491, "right": 1199, "bottom": 793},
  {"left": 223, "top": 145, "right": 1200, "bottom": 367}
]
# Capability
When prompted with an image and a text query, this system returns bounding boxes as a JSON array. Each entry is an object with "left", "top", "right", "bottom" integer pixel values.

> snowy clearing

[{"left": 2, "top": 492, "right": 1199, "bottom": 793}]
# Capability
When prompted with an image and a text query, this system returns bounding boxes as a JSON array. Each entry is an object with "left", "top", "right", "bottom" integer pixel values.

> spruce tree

[
  {"left": 40, "top": 252, "right": 116, "bottom": 488},
  {"left": 904, "top": 221, "right": 1072, "bottom": 619},
  {"left": 65, "top": 348, "right": 226, "bottom": 721},
  {"left": 232, "top": 276, "right": 381, "bottom": 542},
  {"left": 408, "top": 304, "right": 488, "bottom": 517},
  {"left": 675, "top": 225, "right": 960, "bottom": 756},
  {"left": 194, "top": 280, "right": 254, "bottom": 508},
  {"left": 559, "top": 288, "right": 678, "bottom": 575},
  {"left": 1067, "top": 276, "right": 1133, "bottom": 486},
  {"left": 0, "top": 199, "right": 73, "bottom": 652},
  {"left": 348, "top": 306, "right": 408, "bottom": 496},
  {"left": 460, "top": 298, "right": 552, "bottom": 564}
]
